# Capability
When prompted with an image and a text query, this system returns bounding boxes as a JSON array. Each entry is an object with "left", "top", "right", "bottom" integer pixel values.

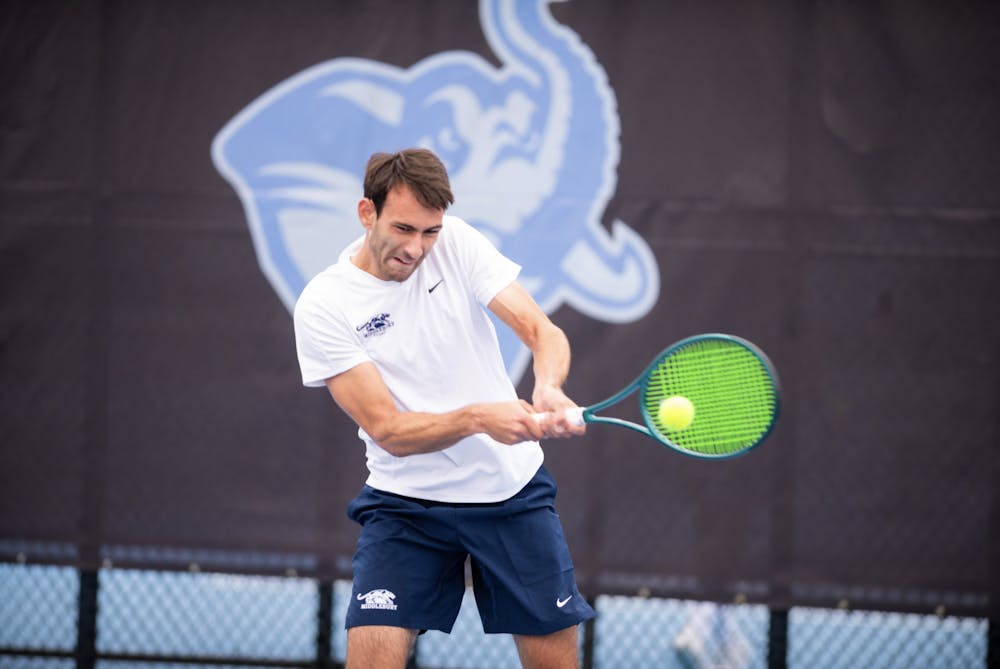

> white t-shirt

[{"left": 293, "top": 216, "right": 543, "bottom": 502}]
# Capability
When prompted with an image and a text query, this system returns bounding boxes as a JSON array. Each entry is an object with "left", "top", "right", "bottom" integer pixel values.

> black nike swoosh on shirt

[{"left": 428, "top": 279, "right": 444, "bottom": 293}]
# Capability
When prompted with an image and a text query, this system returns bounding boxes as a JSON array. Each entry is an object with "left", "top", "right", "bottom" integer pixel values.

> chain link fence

[{"left": 1, "top": 562, "right": 992, "bottom": 668}]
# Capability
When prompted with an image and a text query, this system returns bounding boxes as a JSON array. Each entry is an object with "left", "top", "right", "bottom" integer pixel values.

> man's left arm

[{"left": 488, "top": 281, "right": 585, "bottom": 439}]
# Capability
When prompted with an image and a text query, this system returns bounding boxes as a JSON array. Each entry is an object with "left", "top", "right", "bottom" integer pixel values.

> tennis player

[{"left": 294, "top": 148, "right": 595, "bottom": 668}]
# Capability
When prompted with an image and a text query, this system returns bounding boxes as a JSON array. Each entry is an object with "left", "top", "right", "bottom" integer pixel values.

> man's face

[{"left": 357, "top": 185, "right": 444, "bottom": 282}]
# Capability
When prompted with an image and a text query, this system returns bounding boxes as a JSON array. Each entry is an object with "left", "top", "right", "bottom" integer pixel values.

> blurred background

[{"left": 1, "top": 1, "right": 997, "bottom": 667}]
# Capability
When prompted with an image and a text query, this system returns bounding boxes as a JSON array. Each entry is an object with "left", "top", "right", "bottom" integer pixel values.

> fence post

[
  {"left": 76, "top": 569, "right": 99, "bottom": 669},
  {"left": 581, "top": 596, "right": 597, "bottom": 669},
  {"left": 316, "top": 581, "right": 334, "bottom": 668},
  {"left": 767, "top": 607, "right": 788, "bottom": 669},
  {"left": 988, "top": 618, "right": 998, "bottom": 669}
]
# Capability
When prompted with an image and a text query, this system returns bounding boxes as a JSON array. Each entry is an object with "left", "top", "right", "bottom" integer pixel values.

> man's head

[
  {"left": 355, "top": 149, "right": 455, "bottom": 282},
  {"left": 363, "top": 149, "right": 454, "bottom": 217}
]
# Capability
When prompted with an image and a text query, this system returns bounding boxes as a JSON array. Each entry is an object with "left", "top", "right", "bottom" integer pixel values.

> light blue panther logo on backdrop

[{"left": 212, "top": 0, "right": 659, "bottom": 382}]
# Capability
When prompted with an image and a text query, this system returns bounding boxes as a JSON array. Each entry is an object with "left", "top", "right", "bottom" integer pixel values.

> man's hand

[
  {"left": 532, "top": 385, "right": 586, "bottom": 440},
  {"left": 475, "top": 400, "right": 546, "bottom": 445}
]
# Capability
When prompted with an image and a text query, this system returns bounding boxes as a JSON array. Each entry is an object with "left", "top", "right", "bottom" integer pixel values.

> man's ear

[{"left": 358, "top": 198, "right": 377, "bottom": 231}]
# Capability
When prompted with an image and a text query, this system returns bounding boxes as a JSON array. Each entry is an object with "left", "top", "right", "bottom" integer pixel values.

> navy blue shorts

[{"left": 345, "top": 465, "right": 595, "bottom": 635}]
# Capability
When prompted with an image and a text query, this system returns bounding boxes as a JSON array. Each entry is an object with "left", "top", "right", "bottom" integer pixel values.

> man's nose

[{"left": 404, "top": 234, "right": 424, "bottom": 259}]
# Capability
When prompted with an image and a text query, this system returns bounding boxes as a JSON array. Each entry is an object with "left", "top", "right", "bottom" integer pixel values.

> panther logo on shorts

[{"left": 357, "top": 588, "right": 398, "bottom": 610}]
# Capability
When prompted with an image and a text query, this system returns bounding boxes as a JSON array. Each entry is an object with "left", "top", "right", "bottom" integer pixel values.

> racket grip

[
  {"left": 531, "top": 407, "right": 586, "bottom": 427},
  {"left": 565, "top": 407, "right": 585, "bottom": 426}
]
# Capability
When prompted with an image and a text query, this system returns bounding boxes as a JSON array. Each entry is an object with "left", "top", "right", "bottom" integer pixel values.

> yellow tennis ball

[{"left": 658, "top": 396, "right": 695, "bottom": 431}]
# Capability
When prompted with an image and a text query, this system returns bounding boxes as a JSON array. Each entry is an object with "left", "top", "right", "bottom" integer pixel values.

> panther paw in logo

[{"left": 357, "top": 588, "right": 398, "bottom": 610}]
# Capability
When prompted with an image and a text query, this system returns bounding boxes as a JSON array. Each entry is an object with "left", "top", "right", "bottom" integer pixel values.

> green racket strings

[{"left": 642, "top": 338, "right": 777, "bottom": 456}]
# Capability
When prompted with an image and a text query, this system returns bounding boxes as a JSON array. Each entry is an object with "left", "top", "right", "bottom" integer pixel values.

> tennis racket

[{"left": 550, "top": 333, "right": 780, "bottom": 459}]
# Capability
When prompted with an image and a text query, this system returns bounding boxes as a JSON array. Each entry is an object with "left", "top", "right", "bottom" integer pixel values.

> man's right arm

[{"left": 324, "top": 362, "right": 544, "bottom": 456}]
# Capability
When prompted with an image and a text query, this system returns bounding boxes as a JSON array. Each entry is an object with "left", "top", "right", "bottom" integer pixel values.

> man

[{"left": 294, "top": 148, "right": 595, "bottom": 669}]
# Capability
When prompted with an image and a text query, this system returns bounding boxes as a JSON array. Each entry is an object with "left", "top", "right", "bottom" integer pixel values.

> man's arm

[
  {"left": 324, "top": 361, "right": 544, "bottom": 457},
  {"left": 488, "top": 281, "right": 585, "bottom": 438}
]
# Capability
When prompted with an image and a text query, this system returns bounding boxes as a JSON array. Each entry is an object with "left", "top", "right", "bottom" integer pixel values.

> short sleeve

[
  {"left": 293, "top": 287, "right": 370, "bottom": 387},
  {"left": 446, "top": 217, "right": 521, "bottom": 305}
]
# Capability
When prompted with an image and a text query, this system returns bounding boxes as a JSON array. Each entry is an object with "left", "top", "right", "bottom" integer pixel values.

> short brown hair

[{"left": 364, "top": 148, "right": 454, "bottom": 216}]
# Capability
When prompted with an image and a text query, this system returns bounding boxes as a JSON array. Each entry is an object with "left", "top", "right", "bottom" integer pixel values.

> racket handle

[
  {"left": 531, "top": 407, "right": 585, "bottom": 427},
  {"left": 565, "top": 407, "right": 585, "bottom": 426}
]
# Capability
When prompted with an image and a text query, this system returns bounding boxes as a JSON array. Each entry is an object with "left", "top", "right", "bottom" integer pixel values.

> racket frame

[{"left": 580, "top": 333, "right": 781, "bottom": 459}]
